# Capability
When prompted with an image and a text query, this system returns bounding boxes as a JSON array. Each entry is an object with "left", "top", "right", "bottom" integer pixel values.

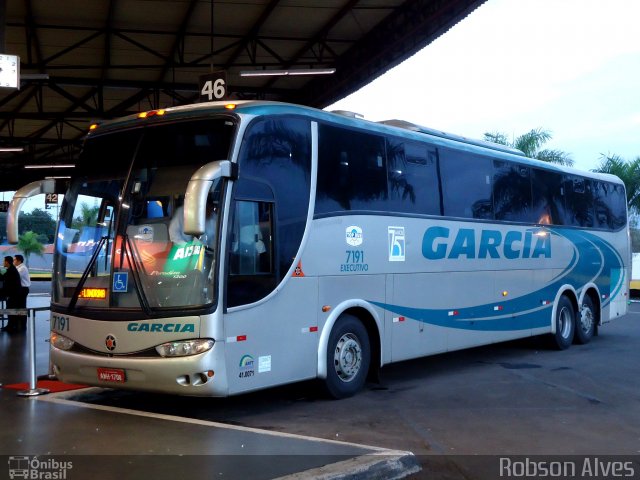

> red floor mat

[{"left": 2, "top": 380, "right": 88, "bottom": 392}]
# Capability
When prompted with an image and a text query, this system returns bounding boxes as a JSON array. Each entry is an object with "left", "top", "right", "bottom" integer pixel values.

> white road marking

[{"left": 38, "top": 388, "right": 391, "bottom": 452}]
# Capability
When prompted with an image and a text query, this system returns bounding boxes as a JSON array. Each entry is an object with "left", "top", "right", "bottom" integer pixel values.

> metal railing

[{"left": 1, "top": 306, "right": 51, "bottom": 396}]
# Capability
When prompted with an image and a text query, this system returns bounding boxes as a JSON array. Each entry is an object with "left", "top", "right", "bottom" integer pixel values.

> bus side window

[
  {"left": 440, "top": 149, "right": 493, "bottom": 220},
  {"left": 561, "top": 176, "right": 594, "bottom": 227},
  {"left": 316, "top": 124, "right": 386, "bottom": 212},
  {"left": 531, "top": 168, "right": 564, "bottom": 225},
  {"left": 593, "top": 181, "right": 627, "bottom": 230},
  {"left": 386, "top": 138, "right": 440, "bottom": 216},
  {"left": 493, "top": 160, "right": 533, "bottom": 223},
  {"left": 228, "top": 200, "right": 275, "bottom": 307}
]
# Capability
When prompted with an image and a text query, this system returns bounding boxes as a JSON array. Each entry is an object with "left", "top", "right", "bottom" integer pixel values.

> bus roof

[{"left": 86, "top": 100, "right": 624, "bottom": 187}]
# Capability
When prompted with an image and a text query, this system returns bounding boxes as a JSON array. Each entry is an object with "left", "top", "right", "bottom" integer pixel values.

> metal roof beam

[
  {"left": 158, "top": 0, "right": 198, "bottom": 81},
  {"left": 25, "top": 0, "right": 44, "bottom": 70},
  {"left": 298, "top": 0, "right": 485, "bottom": 107},
  {"left": 263, "top": 0, "right": 358, "bottom": 88},
  {"left": 28, "top": 88, "right": 97, "bottom": 140},
  {"left": 222, "top": 0, "right": 281, "bottom": 69}
]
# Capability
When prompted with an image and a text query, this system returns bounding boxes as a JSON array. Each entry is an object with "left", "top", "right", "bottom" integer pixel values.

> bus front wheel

[
  {"left": 324, "top": 314, "right": 370, "bottom": 399},
  {"left": 551, "top": 296, "right": 575, "bottom": 350}
]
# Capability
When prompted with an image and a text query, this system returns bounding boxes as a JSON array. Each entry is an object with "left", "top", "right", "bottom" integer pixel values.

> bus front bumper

[{"left": 50, "top": 344, "right": 229, "bottom": 397}]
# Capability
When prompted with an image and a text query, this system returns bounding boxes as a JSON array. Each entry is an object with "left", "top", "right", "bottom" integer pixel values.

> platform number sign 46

[{"left": 199, "top": 71, "right": 227, "bottom": 102}]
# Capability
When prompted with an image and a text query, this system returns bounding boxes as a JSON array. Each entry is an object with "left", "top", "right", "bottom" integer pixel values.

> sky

[{"left": 326, "top": 0, "right": 640, "bottom": 172}]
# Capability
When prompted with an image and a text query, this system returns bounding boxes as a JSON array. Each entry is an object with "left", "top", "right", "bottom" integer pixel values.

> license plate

[{"left": 97, "top": 367, "right": 126, "bottom": 383}]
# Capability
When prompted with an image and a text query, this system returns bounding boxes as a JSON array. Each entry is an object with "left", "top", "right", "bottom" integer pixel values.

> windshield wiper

[{"left": 120, "top": 234, "right": 152, "bottom": 315}]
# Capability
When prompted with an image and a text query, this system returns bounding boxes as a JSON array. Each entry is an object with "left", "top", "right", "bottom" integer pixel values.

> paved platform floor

[{"left": 0, "top": 289, "right": 419, "bottom": 480}]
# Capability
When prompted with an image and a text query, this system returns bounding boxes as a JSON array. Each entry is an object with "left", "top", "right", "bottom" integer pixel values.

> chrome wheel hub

[{"left": 334, "top": 333, "right": 362, "bottom": 382}]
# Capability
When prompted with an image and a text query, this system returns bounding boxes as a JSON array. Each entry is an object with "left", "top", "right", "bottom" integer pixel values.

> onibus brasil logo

[{"left": 8, "top": 456, "right": 73, "bottom": 479}]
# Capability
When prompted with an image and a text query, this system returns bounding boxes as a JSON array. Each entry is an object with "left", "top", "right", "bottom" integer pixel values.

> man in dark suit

[{"left": 1, "top": 256, "right": 22, "bottom": 333}]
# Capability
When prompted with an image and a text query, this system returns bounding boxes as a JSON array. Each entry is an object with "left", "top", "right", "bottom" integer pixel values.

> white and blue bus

[{"left": 9, "top": 101, "right": 629, "bottom": 398}]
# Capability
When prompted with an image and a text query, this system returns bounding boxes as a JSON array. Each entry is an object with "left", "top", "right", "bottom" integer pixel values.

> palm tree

[
  {"left": 592, "top": 154, "right": 640, "bottom": 216},
  {"left": 484, "top": 128, "right": 574, "bottom": 167},
  {"left": 73, "top": 202, "right": 99, "bottom": 227},
  {"left": 17, "top": 230, "right": 45, "bottom": 267}
]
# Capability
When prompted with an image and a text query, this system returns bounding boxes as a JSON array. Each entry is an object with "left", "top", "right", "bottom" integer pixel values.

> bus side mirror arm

[
  {"left": 7, "top": 179, "right": 56, "bottom": 244},
  {"left": 184, "top": 160, "right": 237, "bottom": 236}
]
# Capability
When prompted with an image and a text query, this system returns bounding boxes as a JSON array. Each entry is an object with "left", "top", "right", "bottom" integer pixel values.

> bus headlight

[
  {"left": 51, "top": 332, "right": 75, "bottom": 351},
  {"left": 155, "top": 339, "right": 214, "bottom": 357}
]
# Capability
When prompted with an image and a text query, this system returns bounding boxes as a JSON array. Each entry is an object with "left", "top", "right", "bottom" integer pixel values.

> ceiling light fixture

[
  {"left": 239, "top": 68, "right": 336, "bottom": 77},
  {"left": 21, "top": 74, "right": 50, "bottom": 81},
  {"left": 24, "top": 164, "right": 75, "bottom": 169},
  {"left": 0, "top": 147, "right": 24, "bottom": 152}
]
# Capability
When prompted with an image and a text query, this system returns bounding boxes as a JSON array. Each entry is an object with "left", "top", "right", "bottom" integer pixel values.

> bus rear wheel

[
  {"left": 550, "top": 295, "right": 575, "bottom": 350},
  {"left": 574, "top": 295, "right": 596, "bottom": 344},
  {"left": 324, "top": 314, "right": 370, "bottom": 399}
]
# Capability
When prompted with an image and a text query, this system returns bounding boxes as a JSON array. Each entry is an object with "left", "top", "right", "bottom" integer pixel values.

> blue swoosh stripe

[{"left": 369, "top": 228, "right": 624, "bottom": 332}]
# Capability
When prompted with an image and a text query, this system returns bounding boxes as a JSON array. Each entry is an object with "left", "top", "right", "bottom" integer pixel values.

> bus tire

[
  {"left": 551, "top": 295, "right": 575, "bottom": 350},
  {"left": 324, "top": 314, "right": 370, "bottom": 399},
  {"left": 574, "top": 295, "right": 596, "bottom": 344}
]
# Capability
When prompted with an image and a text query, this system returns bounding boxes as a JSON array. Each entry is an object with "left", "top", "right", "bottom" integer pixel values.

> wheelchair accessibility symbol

[{"left": 113, "top": 272, "right": 128, "bottom": 293}]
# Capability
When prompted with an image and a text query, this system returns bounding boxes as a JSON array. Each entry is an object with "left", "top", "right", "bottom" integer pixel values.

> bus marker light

[
  {"left": 322, "top": 305, "right": 331, "bottom": 312},
  {"left": 225, "top": 103, "right": 237, "bottom": 110},
  {"left": 393, "top": 316, "right": 405, "bottom": 323},
  {"left": 602, "top": 294, "right": 608, "bottom": 299},
  {"left": 502, "top": 291, "right": 508, "bottom": 297},
  {"left": 207, "top": 370, "right": 214, "bottom": 378},
  {"left": 138, "top": 109, "right": 166, "bottom": 119},
  {"left": 493, "top": 306, "right": 503, "bottom": 311},
  {"left": 541, "top": 300, "right": 551, "bottom": 306},
  {"left": 448, "top": 310, "right": 459, "bottom": 316},
  {"left": 226, "top": 335, "right": 247, "bottom": 343},
  {"left": 89, "top": 123, "right": 99, "bottom": 131},
  {"left": 301, "top": 326, "right": 318, "bottom": 333}
]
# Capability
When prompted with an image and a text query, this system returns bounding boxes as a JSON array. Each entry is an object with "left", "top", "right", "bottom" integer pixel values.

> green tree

[
  {"left": 19, "top": 208, "right": 57, "bottom": 243},
  {"left": 484, "top": 128, "right": 574, "bottom": 167},
  {"left": 592, "top": 153, "right": 640, "bottom": 216},
  {"left": 593, "top": 154, "right": 640, "bottom": 253},
  {"left": 17, "top": 230, "right": 45, "bottom": 267},
  {"left": 73, "top": 203, "right": 100, "bottom": 228}
]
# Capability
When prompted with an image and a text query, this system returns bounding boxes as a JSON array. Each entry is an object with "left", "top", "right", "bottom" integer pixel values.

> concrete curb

[{"left": 274, "top": 450, "right": 421, "bottom": 480}]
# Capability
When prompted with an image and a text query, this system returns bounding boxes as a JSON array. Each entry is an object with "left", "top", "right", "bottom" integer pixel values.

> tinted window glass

[
  {"left": 440, "top": 149, "right": 493, "bottom": 219},
  {"left": 386, "top": 138, "right": 440, "bottom": 216},
  {"left": 493, "top": 161, "right": 534, "bottom": 222},
  {"left": 316, "top": 124, "right": 387, "bottom": 213},
  {"left": 237, "top": 117, "right": 311, "bottom": 286},
  {"left": 593, "top": 181, "right": 627, "bottom": 230},
  {"left": 562, "top": 176, "right": 594, "bottom": 227},
  {"left": 227, "top": 201, "right": 276, "bottom": 307},
  {"left": 531, "top": 169, "right": 564, "bottom": 225}
]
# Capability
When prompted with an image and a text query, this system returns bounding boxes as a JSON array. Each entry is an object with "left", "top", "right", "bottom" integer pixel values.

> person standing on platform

[
  {"left": 1, "top": 256, "right": 22, "bottom": 333},
  {"left": 14, "top": 254, "right": 31, "bottom": 331}
]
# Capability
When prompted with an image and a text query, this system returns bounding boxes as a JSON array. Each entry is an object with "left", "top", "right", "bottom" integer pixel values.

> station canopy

[{"left": 0, "top": 0, "right": 486, "bottom": 190}]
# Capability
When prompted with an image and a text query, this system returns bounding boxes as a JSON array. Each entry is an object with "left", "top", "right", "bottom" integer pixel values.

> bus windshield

[{"left": 52, "top": 118, "right": 235, "bottom": 313}]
